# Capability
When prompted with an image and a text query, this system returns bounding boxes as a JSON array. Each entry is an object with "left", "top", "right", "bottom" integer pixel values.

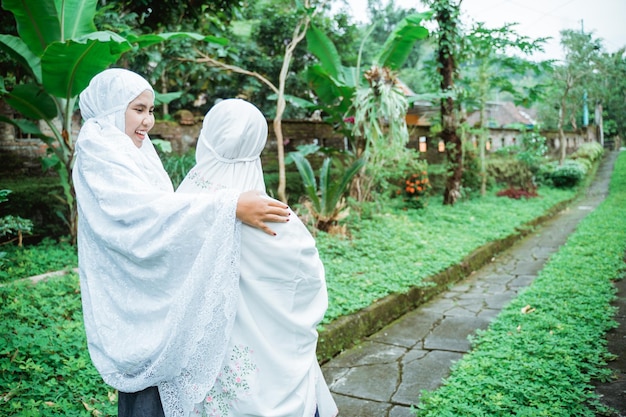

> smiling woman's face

[{"left": 124, "top": 90, "right": 155, "bottom": 148}]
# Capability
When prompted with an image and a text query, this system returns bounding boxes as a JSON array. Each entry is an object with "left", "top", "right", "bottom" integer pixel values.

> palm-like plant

[
  {"left": 304, "top": 12, "right": 431, "bottom": 202},
  {"left": 290, "top": 150, "right": 365, "bottom": 232},
  {"left": 304, "top": 12, "right": 431, "bottom": 136}
]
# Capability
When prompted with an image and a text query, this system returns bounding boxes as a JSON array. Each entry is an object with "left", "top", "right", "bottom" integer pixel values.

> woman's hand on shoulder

[{"left": 236, "top": 190, "right": 289, "bottom": 236}]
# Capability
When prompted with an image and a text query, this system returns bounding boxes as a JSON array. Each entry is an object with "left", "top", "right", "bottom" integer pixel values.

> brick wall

[{"left": 0, "top": 115, "right": 602, "bottom": 174}]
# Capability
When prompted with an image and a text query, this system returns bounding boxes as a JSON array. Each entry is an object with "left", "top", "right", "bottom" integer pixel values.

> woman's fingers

[{"left": 236, "top": 191, "right": 290, "bottom": 235}]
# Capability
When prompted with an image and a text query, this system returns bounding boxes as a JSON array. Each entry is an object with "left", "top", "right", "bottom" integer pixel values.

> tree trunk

[
  {"left": 161, "top": 71, "right": 169, "bottom": 116},
  {"left": 478, "top": 107, "right": 487, "bottom": 196},
  {"left": 437, "top": 0, "right": 463, "bottom": 205},
  {"left": 558, "top": 99, "right": 567, "bottom": 165},
  {"left": 275, "top": 8, "right": 311, "bottom": 203},
  {"left": 442, "top": 96, "right": 463, "bottom": 205}
]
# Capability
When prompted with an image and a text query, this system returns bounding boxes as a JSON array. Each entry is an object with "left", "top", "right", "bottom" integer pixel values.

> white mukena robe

[
  {"left": 73, "top": 69, "right": 242, "bottom": 417},
  {"left": 177, "top": 99, "right": 338, "bottom": 417}
]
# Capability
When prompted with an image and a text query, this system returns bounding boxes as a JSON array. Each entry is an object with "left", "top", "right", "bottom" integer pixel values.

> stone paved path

[{"left": 321, "top": 150, "right": 620, "bottom": 417}]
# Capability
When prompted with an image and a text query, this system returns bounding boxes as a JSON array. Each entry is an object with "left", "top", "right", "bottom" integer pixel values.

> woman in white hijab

[
  {"left": 177, "top": 99, "right": 338, "bottom": 417},
  {"left": 73, "top": 69, "right": 289, "bottom": 417}
]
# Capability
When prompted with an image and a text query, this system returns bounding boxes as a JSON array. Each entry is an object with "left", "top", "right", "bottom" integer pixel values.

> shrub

[
  {"left": 571, "top": 141, "right": 604, "bottom": 163},
  {"left": 0, "top": 179, "right": 65, "bottom": 241},
  {"left": 397, "top": 170, "right": 432, "bottom": 209},
  {"left": 535, "top": 161, "right": 557, "bottom": 187},
  {"left": 486, "top": 156, "right": 534, "bottom": 190},
  {"left": 0, "top": 190, "right": 33, "bottom": 246},
  {"left": 290, "top": 148, "right": 365, "bottom": 232},
  {"left": 263, "top": 170, "right": 306, "bottom": 204},
  {"left": 420, "top": 163, "right": 447, "bottom": 195},
  {"left": 461, "top": 141, "right": 482, "bottom": 197},
  {"left": 517, "top": 130, "right": 549, "bottom": 173},
  {"left": 550, "top": 160, "right": 587, "bottom": 188},
  {"left": 496, "top": 187, "right": 538, "bottom": 199},
  {"left": 157, "top": 148, "right": 196, "bottom": 190}
]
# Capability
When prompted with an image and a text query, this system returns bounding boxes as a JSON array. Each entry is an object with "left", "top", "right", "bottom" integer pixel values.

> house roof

[{"left": 465, "top": 101, "right": 537, "bottom": 128}]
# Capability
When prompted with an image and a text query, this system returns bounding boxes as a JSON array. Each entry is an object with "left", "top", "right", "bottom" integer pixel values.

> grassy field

[{"left": 3, "top": 151, "right": 615, "bottom": 416}]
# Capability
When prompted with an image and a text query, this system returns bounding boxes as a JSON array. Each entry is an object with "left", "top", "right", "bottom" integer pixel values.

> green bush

[
  {"left": 0, "top": 178, "right": 67, "bottom": 241},
  {"left": 571, "top": 141, "right": 604, "bottom": 162},
  {"left": 550, "top": 159, "right": 587, "bottom": 188},
  {"left": 535, "top": 161, "right": 557, "bottom": 187},
  {"left": 0, "top": 190, "right": 33, "bottom": 246},
  {"left": 461, "top": 142, "right": 483, "bottom": 197},
  {"left": 263, "top": 170, "right": 307, "bottom": 204},
  {"left": 159, "top": 150, "right": 196, "bottom": 190},
  {"left": 573, "top": 156, "right": 593, "bottom": 172},
  {"left": 422, "top": 163, "right": 447, "bottom": 195},
  {"left": 517, "top": 130, "right": 549, "bottom": 173},
  {"left": 486, "top": 156, "right": 534, "bottom": 189}
]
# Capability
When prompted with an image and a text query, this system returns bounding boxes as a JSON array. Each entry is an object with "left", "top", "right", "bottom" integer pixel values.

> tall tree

[
  {"left": 272, "top": 1, "right": 315, "bottom": 203},
  {"left": 424, "top": 0, "right": 463, "bottom": 205},
  {"left": 550, "top": 28, "right": 602, "bottom": 163},
  {"left": 192, "top": 0, "right": 317, "bottom": 203},
  {"left": 588, "top": 48, "right": 626, "bottom": 143},
  {"left": 460, "top": 22, "right": 547, "bottom": 195}
]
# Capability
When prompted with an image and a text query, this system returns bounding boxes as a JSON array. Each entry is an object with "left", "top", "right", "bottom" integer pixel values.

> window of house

[{"left": 419, "top": 136, "right": 427, "bottom": 152}]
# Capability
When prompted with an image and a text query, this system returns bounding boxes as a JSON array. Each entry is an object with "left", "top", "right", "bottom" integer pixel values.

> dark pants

[
  {"left": 118, "top": 386, "right": 165, "bottom": 417},
  {"left": 118, "top": 386, "right": 321, "bottom": 417}
]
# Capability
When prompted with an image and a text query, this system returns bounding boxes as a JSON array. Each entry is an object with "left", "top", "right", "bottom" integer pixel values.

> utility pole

[{"left": 581, "top": 19, "right": 589, "bottom": 128}]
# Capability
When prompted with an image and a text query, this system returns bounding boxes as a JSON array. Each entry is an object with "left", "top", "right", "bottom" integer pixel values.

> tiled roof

[{"left": 465, "top": 101, "right": 537, "bottom": 128}]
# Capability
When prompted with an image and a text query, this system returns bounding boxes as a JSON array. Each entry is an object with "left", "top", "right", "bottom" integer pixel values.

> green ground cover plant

[
  {"left": 0, "top": 158, "right": 593, "bottom": 416},
  {"left": 317, "top": 186, "right": 574, "bottom": 322},
  {"left": 0, "top": 238, "right": 76, "bottom": 284},
  {"left": 0, "top": 274, "right": 116, "bottom": 416},
  {"left": 414, "top": 152, "right": 626, "bottom": 416},
  {"left": 0, "top": 182, "right": 577, "bottom": 416}
]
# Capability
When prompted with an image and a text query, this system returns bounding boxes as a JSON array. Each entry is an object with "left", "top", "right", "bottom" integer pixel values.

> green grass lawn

[{"left": 3, "top": 152, "right": 619, "bottom": 416}]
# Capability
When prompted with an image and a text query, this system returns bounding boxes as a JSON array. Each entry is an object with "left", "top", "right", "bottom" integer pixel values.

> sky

[{"left": 341, "top": 0, "right": 626, "bottom": 61}]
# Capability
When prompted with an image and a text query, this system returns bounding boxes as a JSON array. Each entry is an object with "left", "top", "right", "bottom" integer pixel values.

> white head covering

[
  {"left": 79, "top": 67, "right": 153, "bottom": 132},
  {"left": 73, "top": 69, "right": 242, "bottom": 417},
  {"left": 178, "top": 100, "right": 338, "bottom": 417},
  {"left": 78, "top": 68, "right": 171, "bottom": 187},
  {"left": 194, "top": 98, "right": 267, "bottom": 192}
]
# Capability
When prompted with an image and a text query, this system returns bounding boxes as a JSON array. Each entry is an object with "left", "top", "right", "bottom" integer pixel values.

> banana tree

[
  {"left": 0, "top": 0, "right": 226, "bottom": 243},
  {"left": 304, "top": 12, "right": 431, "bottom": 201},
  {"left": 304, "top": 12, "right": 431, "bottom": 132}
]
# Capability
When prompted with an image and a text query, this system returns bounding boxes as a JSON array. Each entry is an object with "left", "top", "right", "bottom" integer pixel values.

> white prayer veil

[
  {"left": 178, "top": 100, "right": 338, "bottom": 416},
  {"left": 73, "top": 69, "right": 242, "bottom": 417},
  {"left": 194, "top": 98, "right": 267, "bottom": 192},
  {"left": 79, "top": 67, "right": 151, "bottom": 132}
]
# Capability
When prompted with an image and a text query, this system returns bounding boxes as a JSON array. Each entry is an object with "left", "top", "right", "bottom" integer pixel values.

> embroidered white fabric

[
  {"left": 177, "top": 99, "right": 338, "bottom": 417},
  {"left": 73, "top": 69, "right": 242, "bottom": 417}
]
